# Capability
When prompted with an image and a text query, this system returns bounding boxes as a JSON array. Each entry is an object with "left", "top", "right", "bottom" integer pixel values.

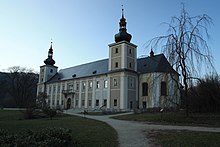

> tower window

[
  {"left": 129, "top": 49, "right": 132, "bottom": 54},
  {"left": 115, "top": 62, "right": 118, "bottom": 68},
  {"left": 50, "top": 69, "right": 53, "bottom": 73},
  {"left": 115, "top": 48, "right": 118, "bottom": 53},
  {"left": 161, "top": 82, "right": 167, "bottom": 96},
  {"left": 129, "top": 62, "right": 132, "bottom": 68},
  {"left": 113, "top": 79, "right": 117, "bottom": 86},
  {"left": 142, "top": 82, "right": 148, "bottom": 96}
]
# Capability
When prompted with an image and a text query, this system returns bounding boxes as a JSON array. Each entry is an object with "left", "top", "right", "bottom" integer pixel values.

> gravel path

[{"left": 65, "top": 110, "right": 220, "bottom": 147}]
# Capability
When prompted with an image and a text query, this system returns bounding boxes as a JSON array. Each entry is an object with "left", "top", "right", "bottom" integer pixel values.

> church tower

[
  {"left": 108, "top": 8, "right": 137, "bottom": 72},
  {"left": 37, "top": 42, "right": 58, "bottom": 95},
  {"left": 108, "top": 8, "right": 137, "bottom": 110}
]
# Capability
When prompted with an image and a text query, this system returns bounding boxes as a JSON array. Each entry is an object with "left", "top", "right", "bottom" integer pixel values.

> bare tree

[
  {"left": 6, "top": 66, "right": 38, "bottom": 118},
  {"left": 147, "top": 5, "right": 215, "bottom": 116}
]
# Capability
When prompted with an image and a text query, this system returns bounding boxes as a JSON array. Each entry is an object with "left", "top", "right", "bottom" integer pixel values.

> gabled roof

[
  {"left": 47, "top": 54, "right": 178, "bottom": 83},
  {"left": 47, "top": 59, "right": 108, "bottom": 83},
  {"left": 137, "top": 54, "right": 177, "bottom": 74}
]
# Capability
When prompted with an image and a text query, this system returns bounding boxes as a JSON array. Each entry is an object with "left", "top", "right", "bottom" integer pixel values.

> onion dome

[
  {"left": 44, "top": 42, "right": 55, "bottom": 66},
  {"left": 115, "top": 8, "right": 132, "bottom": 43}
]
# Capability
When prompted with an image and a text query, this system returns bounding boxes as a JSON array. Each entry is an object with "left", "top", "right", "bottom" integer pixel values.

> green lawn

[
  {"left": 148, "top": 130, "right": 220, "bottom": 147},
  {"left": 112, "top": 112, "right": 220, "bottom": 127},
  {"left": 0, "top": 110, "right": 118, "bottom": 147}
]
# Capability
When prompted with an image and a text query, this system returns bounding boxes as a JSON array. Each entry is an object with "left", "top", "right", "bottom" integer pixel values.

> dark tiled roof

[
  {"left": 137, "top": 54, "right": 177, "bottom": 74},
  {"left": 47, "top": 54, "right": 177, "bottom": 83},
  {"left": 47, "top": 59, "right": 108, "bottom": 83}
]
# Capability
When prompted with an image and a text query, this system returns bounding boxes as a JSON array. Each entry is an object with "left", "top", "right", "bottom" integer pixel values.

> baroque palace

[{"left": 37, "top": 10, "right": 179, "bottom": 111}]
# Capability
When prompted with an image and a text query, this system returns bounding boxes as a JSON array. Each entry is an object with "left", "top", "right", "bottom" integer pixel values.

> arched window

[
  {"left": 161, "top": 81, "right": 167, "bottom": 96},
  {"left": 142, "top": 82, "right": 148, "bottom": 96}
]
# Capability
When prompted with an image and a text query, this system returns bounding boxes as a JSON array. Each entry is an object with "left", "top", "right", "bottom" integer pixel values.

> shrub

[
  {"left": 43, "top": 107, "right": 57, "bottom": 119},
  {"left": 0, "top": 128, "right": 74, "bottom": 147}
]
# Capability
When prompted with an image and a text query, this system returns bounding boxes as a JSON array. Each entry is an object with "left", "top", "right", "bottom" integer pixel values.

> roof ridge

[{"left": 60, "top": 58, "right": 108, "bottom": 71}]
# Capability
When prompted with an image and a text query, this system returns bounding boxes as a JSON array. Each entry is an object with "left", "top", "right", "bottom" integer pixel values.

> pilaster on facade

[{"left": 85, "top": 80, "right": 89, "bottom": 108}]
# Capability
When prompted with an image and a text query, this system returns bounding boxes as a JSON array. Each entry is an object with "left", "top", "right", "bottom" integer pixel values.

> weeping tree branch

[{"left": 146, "top": 4, "right": 215, "bottom": 116}]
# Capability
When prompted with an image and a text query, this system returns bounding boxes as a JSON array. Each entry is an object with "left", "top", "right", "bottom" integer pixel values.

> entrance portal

[{"left": 67, "top": 98, "right": 71, "bottom": 109}]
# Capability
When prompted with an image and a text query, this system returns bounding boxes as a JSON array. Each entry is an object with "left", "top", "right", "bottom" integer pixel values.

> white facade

[{"left": 37, "top": 11, "right": 180, "bottom": 111}]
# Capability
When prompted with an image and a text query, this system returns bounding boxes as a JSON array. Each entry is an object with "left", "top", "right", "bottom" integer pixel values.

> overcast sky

[{"left": 0, "top": 0, "right": 219, "bottom": 74}]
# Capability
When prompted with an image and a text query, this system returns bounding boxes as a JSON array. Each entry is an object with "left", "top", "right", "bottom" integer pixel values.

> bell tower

[
  {"left": 108, "top": 8, "right": 138, "bottom": 110},
  {"left": 108, "top": 8, "right": 137, "bottom": 72},
  {"left": 38, "top": 42, "right": 58, "bottom": 84}
]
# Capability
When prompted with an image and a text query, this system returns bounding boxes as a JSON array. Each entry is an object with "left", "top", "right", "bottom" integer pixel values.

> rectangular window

[
  {"left": 62, "top": 85, "right": 65, "bottom": 90},
  {"left": 114, "top": 79, "right": 117, "bottom": 87},
  {"left": 104, "top": 99, "right": 107, "bottom": 106},
  {"left": 76, "top": 100, "right": 78, "bottom": 107},
  {"left": 142, "top": 82, "right": 148, "bottom": 96},
  {"left": 57, "top": 100, "right": 59, "bottom": 105},
  {"left": 129, "top": 62, "right": 132, "bottom": 68},
  {"left": 68, "top": 84, "right": 73, "bottom": 90},
  {"left": 89, "top": 81, "right": 93, "bottom": 89},
  {"left": 82, "top": 82, "right": 86, "bottom": 90},
  {"left": 88, "top": 100, "right": 92, "bottom": 106},
  {"left": 76, "top": 83, "right": 79, "bottom": 91},
  {"left": 52, "top": 99, "right": 55, "bottom": 105},
  {"left": 96, "top": 81, "right": 100, "bottom": 89},
  {"left": 115, "top": 62, "right": 118, "bottom": 68},
  {"left": 57, "top": 85, "right": 60, "bottom": 93},
  {"left": 61, "top": 100, "right": 64, "bottom": 105},
  {"left": 82, "top": 100, "right": 85, "bottom": 107},
  {"left": 104, "top": 80, "right": 108, "bottom": 88},
  {"left": 130, "top": 78, "right": 134, "bottom": 88},
  {"left": 161, "top": 82, "right": 167, "bottom": 96},
  {"left": 96, "top": 100, "right": 99, "bottom": 106},
  {"left": 114, "top": 99, "right": 117, "bottom": 106},
  {"left": 49, "top": 86, "right": 52, "bottom": 94},
  {"left": 143, "top": 101, "right": 146, "bottom": 109},
  {"left": 129, "top": 48, "right": 132, "bottom": 54},
  {"left": 115, "top": 48, "right": 118, "bottom": 53},
  {"left": 53, "top": 86, "right": 56, "bottom": 94}
]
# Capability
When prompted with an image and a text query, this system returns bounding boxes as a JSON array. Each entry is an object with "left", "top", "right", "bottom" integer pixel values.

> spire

[
  {"left": 114, "top": 7, "right": 132, "bottom": 43},
  {"left": 119, "top": 7, "right": 126, "bottom": 30},
  {"left": 44, "top": 42, "right": 56, "bottom": 66}
]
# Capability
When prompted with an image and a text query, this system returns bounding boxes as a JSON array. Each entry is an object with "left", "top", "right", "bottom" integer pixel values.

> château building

[{"left": 37, "top": 10, "right": 179, "bottom": 111}]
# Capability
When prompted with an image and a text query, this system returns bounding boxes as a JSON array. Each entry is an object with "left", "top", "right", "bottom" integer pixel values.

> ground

[{"left": 65, "top": 110, "right": 220, "bottom": 147}]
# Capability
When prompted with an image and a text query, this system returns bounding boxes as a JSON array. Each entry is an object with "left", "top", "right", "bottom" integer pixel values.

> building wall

[{"left": 138, "top": 72, "right": 179, "bottom": 109}]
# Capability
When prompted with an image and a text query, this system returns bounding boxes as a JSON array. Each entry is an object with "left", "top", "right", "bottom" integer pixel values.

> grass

[
  {"left": 112, "top": 112, "right": 220, "bottom": 127},
  {"left": 0, "top": 110, "right": 118, "bottom": 147},
  {"left": 148, "top": 130, "right": 220, "bottom": 147}
]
